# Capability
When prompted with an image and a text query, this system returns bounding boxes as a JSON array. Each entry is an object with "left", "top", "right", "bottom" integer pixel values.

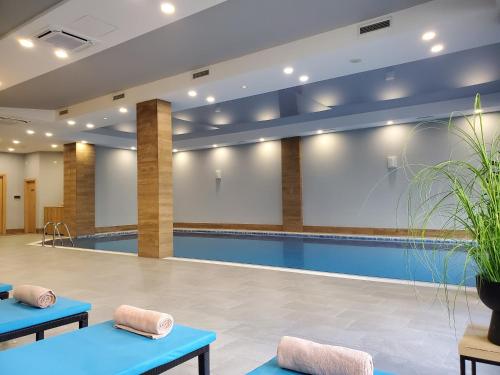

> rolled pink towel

[
  {"left": 13, "top": 285, "right": 57, "bottom": 308},
  {"left": 277, "top": 336, "right": 374, "bottom": 375},
  {"left": 113, "top": 305, "right": 174, "bottom": 339}
]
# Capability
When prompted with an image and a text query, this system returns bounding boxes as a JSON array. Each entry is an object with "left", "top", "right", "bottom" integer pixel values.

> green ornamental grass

[{"left": 408, "top": 94, "right": 500, "bottom": 285}]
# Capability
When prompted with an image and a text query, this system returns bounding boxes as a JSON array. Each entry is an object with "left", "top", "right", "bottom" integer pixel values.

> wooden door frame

[
  {"left": 24, "top": 179, "right": 37, "bottom": 234},
  {"left": 0, "top": 175, "right": 6, "bottom": 235}
]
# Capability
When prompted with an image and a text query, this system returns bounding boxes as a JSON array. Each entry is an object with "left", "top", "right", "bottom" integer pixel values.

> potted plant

[{"left": 408, "top": 94, "right": 500, "bottom": 345}]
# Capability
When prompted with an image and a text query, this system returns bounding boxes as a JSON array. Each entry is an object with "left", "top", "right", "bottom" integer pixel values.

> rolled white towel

[
  {"left": 13, "top": 285, "right": 57, "bottom": 308},
  {"left": 277, "top": 336, "right": 374, "bottom": 375},
  {"left": 113, "top": 305, "right": 174, "bottom": 339}
]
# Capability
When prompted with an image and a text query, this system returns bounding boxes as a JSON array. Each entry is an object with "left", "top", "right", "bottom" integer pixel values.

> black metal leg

[
  {"left": 79, "top": 312, "right": 88, "bottom": 329},
  {"left": 198, "top": 347, "right": 209, "bottom": 375},
  {"left": 35, "top": 330, "right": 44, "bottom": 341},
  {"left": 460, "top": 356, "right": 466, "bottom": 375},
  {"left": 471, "top": 360, "right": 476, "bottom": 375}
]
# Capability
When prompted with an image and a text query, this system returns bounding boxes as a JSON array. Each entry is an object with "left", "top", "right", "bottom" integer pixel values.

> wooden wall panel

[
  {"left": 89, "top": 223, "right": 467, "bottom": 239},
  {"left": 281, "top": 137, "right": 303, "bottom": 231},
  {"left": 95, "top": 225, "right": 137, "bottom": 233},
  {"left": 44, "top": 206, "right": 66, "bottom": 235},
  {"left": 303, "top": 225, "right": 470, "bottom": 238},
  {"left": 174, "top": 222, "right": 283, "bottom": 231},
  {"left": 137, "top": 99, "right": 173, "bottom": 258},
  {"left": 64, "top": 143, "right": 95, "bottom": 237}
]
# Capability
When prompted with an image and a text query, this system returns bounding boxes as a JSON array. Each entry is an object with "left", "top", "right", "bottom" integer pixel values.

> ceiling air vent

[
  {"left": 113, "top": 93, "right": 125, "bottom": 101},
  {"left": 0, "top": 116, "right": 30, "bottom": 124},
  {"left": 193, "top": 69, "right": 209, "bottom": 80},
  {"left": 36, "top": 28, "right": 92, "bottom": 51},
  {"left": 59, "top": 109, "right": 68, "bottom": 116},
  {"left": 359, "top": 18, "right": 391, "bottom": 35}
]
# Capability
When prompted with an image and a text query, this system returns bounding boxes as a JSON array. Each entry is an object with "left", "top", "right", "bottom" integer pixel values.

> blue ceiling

[
  {"left": 172, "top": 42, "right": 500, "bottom": 139},
  {"left": 93, "top": 42, "right": 500, "bottom": 141}
]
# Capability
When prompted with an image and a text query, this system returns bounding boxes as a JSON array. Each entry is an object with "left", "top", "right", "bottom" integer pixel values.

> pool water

[{"left": 63, "top": 233, "right": 476, "bottom": 286}]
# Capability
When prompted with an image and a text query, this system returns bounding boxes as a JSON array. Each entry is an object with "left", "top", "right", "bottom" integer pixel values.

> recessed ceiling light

[
  {"left": 422, "top": 31, "right": 436, "bottom": 41},
  {"left": 18, "top": 38, "right": 34, "bottom": 48},
  {"left": 26, "top": 130, "right": 35, "bottom": 135},
  {"left": 259, "top": 138, "right": 265, "bottom": 142},
  {"left": 80, "top": 140, "right": 88, "bottom": 144},
  {"left": 8, "top": 148, "right": 14, "bottom": 152},
  {"left": 299, "top": 75, "right": 309, "bottom": 83},
  {"left": 51, "top": 144, "right": 58, "bottom": 148},
  {"left": 54, "top": 49, "right": 68, "bottom": 59},
  {"left": 12, "top": 140, "right": 20, "bottom": 144},
  {"left": 130, "top": 146, "right": 136, "bottom": 151},
  {"left": 212, "top": 144, "right": 218, "bottom": 148},
  {"left": 86, "top": 123, "right": 95, "bottom": 129},
  {"left": 316, "top": 130, "right": 323, "bottom": 134},
  {"left": 386, "top": 120, "right": 394, "bottom": 125},
  {"left": 430, "top": 44, "right": 444, "bottom": 53},
  {"left": 385, "top": 71, "right": 396, "bottom": 81},
  {"left": 67, "top": 120, "right": 76, "bottom": 126},
  {"left": 283, "top": 66, "right": 294, "bottom": 75},
  {"left": 45, "top": 132, "right": 53, "bottom": 137},
  {"left": 241, "top": 85, "right": 247, "bottom": 89},
  {"left": 160, "top": 2, "right": 175, "bottom": 14},
  {"left": 206, "top": 96, "right": 215, "bottom": 103},
  {"left": 188, "top": 90, "right": 197, "bottom": 97},
  {"left": 173, "top": 148, "right": 178, "bottom": 153},
  {"left": 119, "top": 107, "right": 128, "bottom": 113},
  {"left": 103, "top": 117, "right": 108, "bottom": 120}
]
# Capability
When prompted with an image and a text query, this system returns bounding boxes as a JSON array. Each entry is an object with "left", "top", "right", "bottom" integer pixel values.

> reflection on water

[{"left": 59, "top": 233, "right": 474, "bottom": 286}]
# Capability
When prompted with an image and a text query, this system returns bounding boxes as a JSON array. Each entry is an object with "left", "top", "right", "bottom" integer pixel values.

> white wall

[
  {"left": 302, "top": 114, "right": 499, "bottom": 228},
  {"left": 0, "top": 152, "right": 63, "bottom": 230},
  {"left": 24, "top": 152, "right": 64, "bottom": 228},
  {"left": 95, "top": 146, "right": 137, "bottom": 227},
  {"left": 173, "top": 141, "right": 282, "bottom": 224},
  {"left": 0, "top": 153, "right": 25, "bottom": 229},
  {"left": 37, "top": 153, "right": 64, "bottom": 227},
  {"left": 94, "top": 141, "right": 283, "bottom": 226},
  {"left": 92, "top": 113, "right": 499, "bottom": 230}
]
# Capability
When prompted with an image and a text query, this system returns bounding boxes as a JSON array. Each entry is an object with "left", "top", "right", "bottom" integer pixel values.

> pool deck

[{"left": 1, "top": 234, "right": 496, "bottom": 374}]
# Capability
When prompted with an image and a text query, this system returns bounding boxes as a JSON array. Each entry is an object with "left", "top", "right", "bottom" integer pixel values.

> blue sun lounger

[
  {"left": 0, "top": 296, "right": 91, "bottom": 343},
  {"left": 247, "top": 357, "right": 394, "bottom": 375},
  {"left": 0, "top": 283, "right": 12, "bottom": 300},
  {"left": 0, "top": 321, "right": 216, "bottom": 375}
]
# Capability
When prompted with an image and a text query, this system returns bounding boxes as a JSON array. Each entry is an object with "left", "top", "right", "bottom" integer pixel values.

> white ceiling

[
  {"left": 1, "top": 0, "right": 500, "bottom": 154},
  {"left": 0, "top": 0, "right": 226, "bottom": 90}
]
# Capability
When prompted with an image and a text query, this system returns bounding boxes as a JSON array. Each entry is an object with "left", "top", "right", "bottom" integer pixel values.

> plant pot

[{"left": 476, "top": 275, "right": 500, "bottom": 345}]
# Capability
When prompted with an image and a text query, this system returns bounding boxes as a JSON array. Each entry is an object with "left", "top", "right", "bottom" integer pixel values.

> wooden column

[
  {"left": 136, "top": 99, "right": 173, "bottom": 258},
  {"left": 281, "top": 137, "right": 303, "bottom": 232},
  {"left": 64, "top": 142, "right": 95, "bottom": 237}
]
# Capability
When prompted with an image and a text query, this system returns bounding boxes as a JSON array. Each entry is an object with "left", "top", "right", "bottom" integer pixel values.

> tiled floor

[{"left": 0, "top": 234, "right": 497, "bottom": 374}]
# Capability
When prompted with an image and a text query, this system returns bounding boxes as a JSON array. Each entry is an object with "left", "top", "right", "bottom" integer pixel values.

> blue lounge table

[
  {"left": 0, "top": 296, "right": 91, "bottom": 343},
  {"left": 0, "top": 320, "right": 216, "bottom": 375},
  {"left": 0, "top": 283, "right": 12, "bottom": 300},
  {"left": 247, "top": 357, "right": 394, "bottom": 375}
]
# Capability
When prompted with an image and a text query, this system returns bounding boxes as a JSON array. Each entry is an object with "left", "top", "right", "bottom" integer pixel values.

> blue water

[{"left": 66, "top": 233, "right": 476, "bottom": 286}]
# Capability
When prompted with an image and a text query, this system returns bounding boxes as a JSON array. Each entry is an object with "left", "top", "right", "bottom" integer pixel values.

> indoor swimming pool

[{"left": 50, "top": 232, "right": 475, "bottom": 286}]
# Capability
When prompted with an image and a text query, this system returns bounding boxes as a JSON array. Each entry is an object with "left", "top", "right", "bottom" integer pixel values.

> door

[
  {"left": 24, "top": 180, "right": 36, "bottom": 233},
  {"left": 0, "top": 175, "right": 5, "bottom": 234}
]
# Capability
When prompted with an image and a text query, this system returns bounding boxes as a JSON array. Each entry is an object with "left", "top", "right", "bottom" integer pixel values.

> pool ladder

[{"left": 41, "top": 222, "right": 75, "bottom": 247}]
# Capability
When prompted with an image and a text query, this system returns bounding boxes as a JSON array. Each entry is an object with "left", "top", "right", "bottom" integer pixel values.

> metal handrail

[
  {"left": 41, "top": 222, "right": 55, "bottom": 247},
  {"left": 55, "top": 222, "right": 75, "bottom": 247},
  {"left": 54, "top": 224, "right": 62, "bottom": 246},
  {"left": 41, "top": 221, "right": 75, "bottom": 247}
]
